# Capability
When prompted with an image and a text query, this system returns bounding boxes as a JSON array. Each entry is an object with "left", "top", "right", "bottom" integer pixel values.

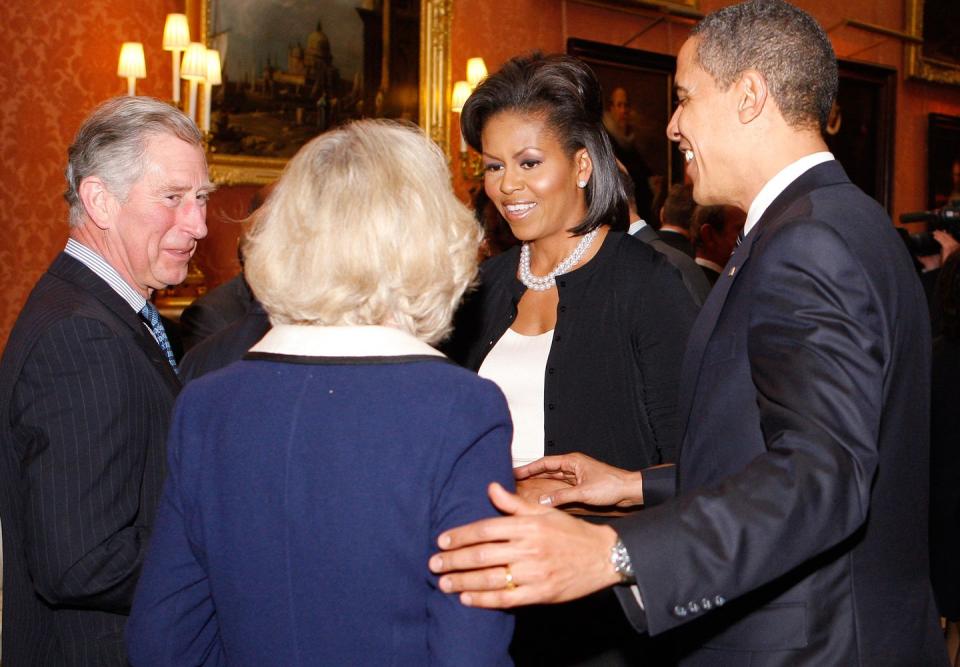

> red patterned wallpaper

[
  {"left": 450, "top": 0, "right": 960, "bottom": 222},
  {"left": 4, "top": 0, "right": 960, "bottom": 351},
  {"left": 0, "top": 0, "right": 179, "bottom": 350}
]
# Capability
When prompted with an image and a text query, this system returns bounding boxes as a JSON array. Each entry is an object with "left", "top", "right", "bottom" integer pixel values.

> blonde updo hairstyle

[{"left": 243, "top": 119, "right": 481, "bottom": 344}]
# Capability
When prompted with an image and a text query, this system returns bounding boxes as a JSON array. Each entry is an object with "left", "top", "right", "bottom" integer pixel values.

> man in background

[
  {"left": 0, "top": 96, "right": 212, "bottom": 665},
  {"left": 620, "top": 168, "right": 710, "bottom": 305},
  {"left": 692, "top": 204, "right": 745, "bottom": 285},
  {"left": 657, "top": 183, "right": 697, "bottom": 257}
]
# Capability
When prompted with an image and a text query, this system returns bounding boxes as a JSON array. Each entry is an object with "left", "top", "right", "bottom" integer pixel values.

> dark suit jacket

[
  {"left": 180, "top": 300, "right": 271, "bottom": 383},
  {"left": 697, "top": 263, "right": 721, "bottom": 287},
  {"left": 657, "top": 229, "right": 695, "bottom": 258},
  {"left": 930, "top": 335, "right": 960, "bottom": 621},
  {"left": 0, "top": 252, "right": 179, "bottom": 666},
  {"left": 615, "top": 161, "right": 947, "bottom": 665},
  {"left": 632, "top": 223, "right": 711, "bottom": 306},
  {"left": 178, "top": 273, "right": 255, "bottom": 351}
]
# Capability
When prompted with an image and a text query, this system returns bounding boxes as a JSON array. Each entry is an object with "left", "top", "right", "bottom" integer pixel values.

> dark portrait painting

[
  {"left": 568, "top": 39, "right": 681, "bottom": 225},
  {"left": 921, "top": 0, "right": 959, "bottom": 68},
  {"left": 906, "top": 0, "right": 960, "bottom": 85},
  {"left": 927, "top": 114, "right": 960, "bottom": 210},
  {"left": 824, "top": 61, "right": 896, "bottom": 213}
]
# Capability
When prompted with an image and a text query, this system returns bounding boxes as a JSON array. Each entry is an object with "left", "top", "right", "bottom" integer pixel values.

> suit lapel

[
  {"left": 676, "top": 161, "right": 851, "bottom": 446},
  {"left": 631, "top": 225, "right": 659, "bottom": 244},
  {"left": 48, "top": 253, "right": 181, "bottom": 393}
]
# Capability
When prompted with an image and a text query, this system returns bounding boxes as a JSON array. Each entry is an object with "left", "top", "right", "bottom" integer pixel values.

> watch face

[{"left": 611, "top": 538, "right": 635, "bottom": 583}]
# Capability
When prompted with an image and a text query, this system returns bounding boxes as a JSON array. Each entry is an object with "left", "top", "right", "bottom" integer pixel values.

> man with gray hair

[
  {"left": 431, "top": 1, "right": 948, "bottom": 664},
  {"left": 0, "top": 96, "right": 212, "bottom": 665}
]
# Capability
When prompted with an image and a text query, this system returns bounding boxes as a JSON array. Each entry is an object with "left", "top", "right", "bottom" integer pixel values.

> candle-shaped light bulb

[
  {"left": 163, "top": 14, "right": 191, "bottom": 104},
  {"left": 117, "top": 42, "right": 146, "bottom": 96}
]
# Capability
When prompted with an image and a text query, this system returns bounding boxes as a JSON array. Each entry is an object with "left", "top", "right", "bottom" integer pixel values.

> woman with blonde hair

[{"left": 126, "top": 120, "right": 514, "bottom": 666}]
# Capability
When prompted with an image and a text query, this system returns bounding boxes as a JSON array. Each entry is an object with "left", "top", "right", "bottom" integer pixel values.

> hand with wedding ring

[
  {"left": 503, "top": 565, "right": 517, "bottom": 590},
  {"left": 429, "top": 482, "right": 623, "bottom": 609}
]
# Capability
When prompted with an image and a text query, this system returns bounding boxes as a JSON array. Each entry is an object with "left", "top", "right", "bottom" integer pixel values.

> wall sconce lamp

[
  {"left": 466, "top": 57, "right": 488, "bottom": 89},
  {"left": 162, "top": 13, "right": 191, "bottom": 104},
  {"left": 180, "top": 42, "right": 208, "bottom": 123},
  {"left": 201, "top": 49, "right": 223, "bottom": 134},
  {"left": 117, "top": 42, "right": 146, "bottom": 96},
  {"left": 453, "top": 57, "right": 488, "bottom": 180}
]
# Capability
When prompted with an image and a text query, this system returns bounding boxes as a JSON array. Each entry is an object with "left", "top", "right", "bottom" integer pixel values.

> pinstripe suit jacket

[{"left": 0, "top": 252, "right": 180, "bottom": 666}]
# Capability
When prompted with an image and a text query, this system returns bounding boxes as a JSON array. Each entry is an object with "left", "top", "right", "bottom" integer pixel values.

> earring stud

[{"left": 577, "top": 180, "right": 587, "bottom": 189}]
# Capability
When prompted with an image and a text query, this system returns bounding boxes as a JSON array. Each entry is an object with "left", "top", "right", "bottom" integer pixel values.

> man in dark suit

[
  {"left": 178, "top": 273, "right": 256, "bottom": 351},
  {"left": 0, "top": 96, "right": 212, "bottom": 665},
  {"left": 429, "top": 1, "right": 948, "bottom": 664},
  {"left": 657, "top": 183, "right": 696, "bottom": 258},
  {"left": 180, "top": 299, "right": 271, "bottom": 382},
  {"left": 692, "top": 204, "right": 745, "bottom": 285},
  {"left": 621, "top": 168, "right": 711, "bottom": 306}
]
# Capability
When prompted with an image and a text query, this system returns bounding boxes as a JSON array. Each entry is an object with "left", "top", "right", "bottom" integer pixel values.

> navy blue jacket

[{"left": 126, "top": 334, "right": 514, "bottom": 666}]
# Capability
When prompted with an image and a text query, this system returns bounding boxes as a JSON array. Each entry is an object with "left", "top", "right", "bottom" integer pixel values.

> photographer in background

[{"left": 899, "top": 202, "right": 960, "bottom": 338}]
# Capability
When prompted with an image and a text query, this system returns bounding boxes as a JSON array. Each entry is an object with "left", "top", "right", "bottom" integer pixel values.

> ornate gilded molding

[
  {"left": 207, "top": 154, "right": 288, "bottom": 186},
  {"left": 905, "top": 0, "right": 960, "bottom": 86},
  {"left": 421, "top": 0, "right": 453, "bottom": 157}
]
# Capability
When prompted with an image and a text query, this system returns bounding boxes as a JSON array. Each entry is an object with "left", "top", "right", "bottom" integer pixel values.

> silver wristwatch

[{"left": 610, "top": 537, "right": 636, "bottom": 584}]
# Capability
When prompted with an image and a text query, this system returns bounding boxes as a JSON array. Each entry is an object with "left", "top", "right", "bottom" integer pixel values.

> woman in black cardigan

[{"left": 445, "top": 53, "right": 698, "bottom": 666}]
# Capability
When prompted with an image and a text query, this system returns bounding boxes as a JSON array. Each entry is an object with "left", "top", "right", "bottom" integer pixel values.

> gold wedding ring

[{"left": 504, "top": 565, "right": 517, "bottom": 590}]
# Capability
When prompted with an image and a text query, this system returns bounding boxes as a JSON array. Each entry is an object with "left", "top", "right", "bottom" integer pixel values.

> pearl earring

[{"left": 577, "top": 180, "right": 587, "bottom": 189}]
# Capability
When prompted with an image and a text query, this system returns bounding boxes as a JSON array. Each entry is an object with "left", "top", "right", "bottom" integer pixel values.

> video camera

[{"left": 898, "top": 202, "right": 960, "bottom": 257}]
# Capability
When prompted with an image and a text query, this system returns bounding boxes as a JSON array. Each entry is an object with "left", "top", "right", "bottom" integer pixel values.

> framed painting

[
  {"left": 927, "top": 114, "right": 960, "bottom": 210},
  {"left": 200, "top": 0, "right": 451, "bottom": 184},
  {"left": 567, "top": 38, "right": 679, "bottom": 225},
  {"left": 906, "top": 0, "right": 960, "bottom": 86},
  {"left": 824, "top": 60, "right": 896, "bottom": 213}
]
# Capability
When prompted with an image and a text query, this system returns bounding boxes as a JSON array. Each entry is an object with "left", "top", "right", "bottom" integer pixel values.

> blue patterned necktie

[
  {"left": 139, "top": 301, "right": 179, "bottom": 374},
  {"left": 735, "top": 229, "right": 745, "bottom": 247}
]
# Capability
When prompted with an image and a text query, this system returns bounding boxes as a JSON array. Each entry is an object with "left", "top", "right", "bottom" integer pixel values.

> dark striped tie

[
  {"left": 735, "top": 229, "right": 745, "bottom": 247},
  {"left": 140, "top": 301, "right": 179, "bottom": 374}
]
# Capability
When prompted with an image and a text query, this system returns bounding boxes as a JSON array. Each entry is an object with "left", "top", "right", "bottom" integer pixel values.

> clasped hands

[{"left": 428, "top": 452, "right": 643, "bottom": 609}]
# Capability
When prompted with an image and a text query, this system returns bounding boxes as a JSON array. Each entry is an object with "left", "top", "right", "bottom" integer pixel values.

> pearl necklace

[{"left": 518, "top": 228, "right": 600, "bottom": 292}]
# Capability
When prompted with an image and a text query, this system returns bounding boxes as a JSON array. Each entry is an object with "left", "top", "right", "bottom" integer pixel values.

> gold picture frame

[
  {"left": 198, "top": 0, "right": 451, "bottom": 185},
  {"left": 905, "top": 0, "right": 960, "bottom": 86},
  {"left": 571, "top": 0, "right": 701, "bottom": 20}
]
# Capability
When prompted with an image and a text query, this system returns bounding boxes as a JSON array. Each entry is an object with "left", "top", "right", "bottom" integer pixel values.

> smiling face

[
  {"left": 481, "top": 110, "right": 589, "bottom": 245},
  {"left": 667, "top": 37, "right": 742, "bottom": 207},
  {"left": 109, "top": 134, "right": 212, "bottom": 296}
]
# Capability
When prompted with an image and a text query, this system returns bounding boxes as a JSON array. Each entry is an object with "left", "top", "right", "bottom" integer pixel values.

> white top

[
  {"left": 743, "top": 152, "right": 834, "bottom": 237},
  {"left": 478, "top": 328, "right": 553, "bottom": 467}
]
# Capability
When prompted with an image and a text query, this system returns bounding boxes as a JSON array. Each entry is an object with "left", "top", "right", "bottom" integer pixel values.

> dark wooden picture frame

[
  {"left": 927, "top": 113, "right": 960, "bottom": 210},
  {"left": 825, "top": 60, "right": 896, "bottom": 213},
  {"left": 567, "top": 38, "right": 679, "bottom": 224}
]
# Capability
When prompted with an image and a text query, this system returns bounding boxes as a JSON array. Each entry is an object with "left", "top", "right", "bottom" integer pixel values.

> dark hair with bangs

[{"left": 460, "top": 52, "right": 627, "bottom": 235}]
